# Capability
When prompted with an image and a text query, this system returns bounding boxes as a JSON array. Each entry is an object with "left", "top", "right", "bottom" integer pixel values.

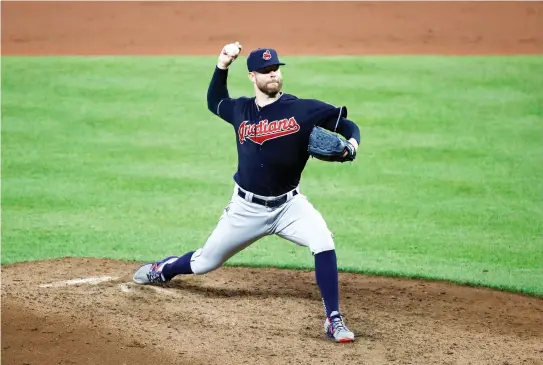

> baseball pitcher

[{"left": 133, "top": 42, "right": 361, "bottom": 343}]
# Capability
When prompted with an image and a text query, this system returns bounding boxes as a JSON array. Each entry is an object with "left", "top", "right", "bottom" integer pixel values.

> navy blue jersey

[{"left": 207, "top": 67, "right": 361, "bottom": 196}]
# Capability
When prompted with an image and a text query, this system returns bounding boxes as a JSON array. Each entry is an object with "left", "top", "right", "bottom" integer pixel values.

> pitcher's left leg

[{"left": 273, "top": 194, "right": 355, "bottom": 343}]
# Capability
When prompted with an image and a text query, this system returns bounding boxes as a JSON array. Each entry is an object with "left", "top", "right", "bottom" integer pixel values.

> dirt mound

[
  {"left": 2, "top": 258, "right": 543, "bottom": 365},
  {"left": 2, "top": 2, "right": 543, "bottom": 364}
]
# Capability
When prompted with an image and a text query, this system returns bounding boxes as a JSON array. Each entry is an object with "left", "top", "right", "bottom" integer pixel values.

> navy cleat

[
  {"left": 324, "top": 311, "right": 355, "bottom": 343},
  {"left": 132, "top": 256, "right": 179, "bottom": 285}
]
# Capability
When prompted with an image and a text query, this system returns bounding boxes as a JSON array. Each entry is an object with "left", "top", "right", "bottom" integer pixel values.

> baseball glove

[{"left": 308, "top": 126, "right": 356, "bottom": 163}]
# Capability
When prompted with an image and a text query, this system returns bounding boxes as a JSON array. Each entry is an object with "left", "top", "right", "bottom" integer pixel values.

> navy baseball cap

[{"left": 247, "top": 48, "right": 286, "bottom": 72}]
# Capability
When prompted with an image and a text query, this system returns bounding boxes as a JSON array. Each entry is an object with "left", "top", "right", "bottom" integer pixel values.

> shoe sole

[{"left": 326, "top": 332, "right": 355, "bottom": 343}]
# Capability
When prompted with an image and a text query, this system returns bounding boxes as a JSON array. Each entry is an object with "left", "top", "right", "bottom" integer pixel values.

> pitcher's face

[{"left": 250, "top": 65, "right": 283, "bottom": 97}]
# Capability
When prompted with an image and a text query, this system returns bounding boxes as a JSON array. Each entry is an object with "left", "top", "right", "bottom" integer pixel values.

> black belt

[{"left": 237, "top": 188, "right": 298, "bottom": 208}]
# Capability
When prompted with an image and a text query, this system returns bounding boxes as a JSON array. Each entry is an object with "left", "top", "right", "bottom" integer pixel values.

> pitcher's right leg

[
  {"left": 272, "top": 194, "right": 355, "bottom": 343},
  {"left": 133, "top": 192, "right": 269, "bottom": 285}
]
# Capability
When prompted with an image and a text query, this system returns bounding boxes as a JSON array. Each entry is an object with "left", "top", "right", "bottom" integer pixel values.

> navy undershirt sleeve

[
  {"left": 333, "top": 118, "right": 361, "bottom": 145},
  {"left": 207, "top": 66, "right": 236, "bottom": 124}
]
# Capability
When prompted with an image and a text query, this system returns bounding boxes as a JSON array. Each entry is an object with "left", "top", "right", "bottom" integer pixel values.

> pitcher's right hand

[{"left": 217, "top": 41, "right": 242, "bottom": 70}]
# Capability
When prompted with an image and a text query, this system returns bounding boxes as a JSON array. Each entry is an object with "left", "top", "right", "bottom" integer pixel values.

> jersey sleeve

[
  {"left": 304, "top": 99, "right": 348, "bottom": 131},
  {"left": 214, "top": 98, "right": 237, "bottom": 124}
]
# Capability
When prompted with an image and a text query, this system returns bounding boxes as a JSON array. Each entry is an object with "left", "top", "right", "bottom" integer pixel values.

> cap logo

[{"left": 262, "top": 50, "right": 272, "bottom": 61}]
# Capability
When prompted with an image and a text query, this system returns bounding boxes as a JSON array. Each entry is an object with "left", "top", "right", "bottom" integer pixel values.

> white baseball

[{"left": 224, "top": 43, "right": 240, "bottom": 57}]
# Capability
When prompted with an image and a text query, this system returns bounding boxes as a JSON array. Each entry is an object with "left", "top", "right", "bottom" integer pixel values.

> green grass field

[{"left": 2, "top": 56, "right": 542, "bottom": 296}]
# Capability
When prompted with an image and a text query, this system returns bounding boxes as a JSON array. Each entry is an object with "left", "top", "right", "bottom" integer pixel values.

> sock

[
  {"left": 162, "top": 251, "right": 195, "bottom": 281},
  {"left": 314, "top": 249, "right": 340, "bottom": 318}
]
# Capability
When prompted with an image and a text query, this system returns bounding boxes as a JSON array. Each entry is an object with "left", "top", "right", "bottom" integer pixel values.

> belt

[{"left": 237, "top": 188, "right": 298, "bottom": 208}]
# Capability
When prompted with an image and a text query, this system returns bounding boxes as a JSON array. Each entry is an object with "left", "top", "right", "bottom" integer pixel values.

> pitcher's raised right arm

[
  {"left": 206, "top": 42, "right": 242, "bottom": 124},
  {"left": 207, "top": 66, "right": 232, "bottom": 120}
]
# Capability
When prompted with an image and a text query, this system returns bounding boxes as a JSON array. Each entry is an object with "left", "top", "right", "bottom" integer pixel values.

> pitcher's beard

[{"left": 258, "top": 80, "right": 283, "bottom": 97}]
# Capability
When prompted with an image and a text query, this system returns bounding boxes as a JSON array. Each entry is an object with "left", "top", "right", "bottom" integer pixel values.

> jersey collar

[{"left": 255, "top": 92, "right": 284, "bottom": 111}]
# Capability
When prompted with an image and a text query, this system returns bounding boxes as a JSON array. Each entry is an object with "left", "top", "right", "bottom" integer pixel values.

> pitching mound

[
  {"left": 2, "top": 2, "right": 543, "bottom": 364},
  {"left": 2, "top": 258, "right": 543, "bottom": 365}
]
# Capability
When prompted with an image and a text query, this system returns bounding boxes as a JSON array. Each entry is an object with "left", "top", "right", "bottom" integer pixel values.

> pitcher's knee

[
  {"left": 189, "top": 248, "right": 225, "bottom": 275},
  {"left": 309, "top": 231, "right": 336, "bottom": 255}
]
